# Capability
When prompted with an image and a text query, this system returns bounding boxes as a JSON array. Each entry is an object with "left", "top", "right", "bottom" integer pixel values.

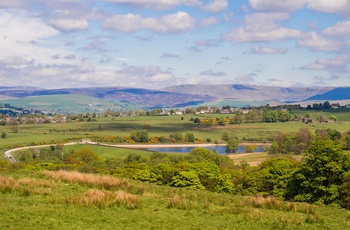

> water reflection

[{"left": 144, "top": 145, "right": 263, "bottom": 154}]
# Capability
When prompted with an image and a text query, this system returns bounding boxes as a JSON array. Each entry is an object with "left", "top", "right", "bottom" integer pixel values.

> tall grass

[
  {"left": 43, "top": 170, "right": 131, "bottom": 190},
  {"left": 0, "top": 175, "right": 18, "bottom": 193},
  {"left": 65, "top": 189, "right": 140, "bottom": 209},
  {"left": 167, "top": 194, "right": 198, "bottom": 210},
  {"left": 245, "top": 195, "right": 316, "bottom": 214},
  {"left": 0, "top": 175, "right": 52, "bottom": 196}
]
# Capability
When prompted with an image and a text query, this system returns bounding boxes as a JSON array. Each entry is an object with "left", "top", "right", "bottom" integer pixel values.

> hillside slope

[
  {"left": 162, "top": 84, "right": 335, "bottom": 102},
  {"left": 306, "top": 87, "right": 350, "bottom": 101},
  {"left": 1, "top": 84, "right": 349, "bottom": 113}
]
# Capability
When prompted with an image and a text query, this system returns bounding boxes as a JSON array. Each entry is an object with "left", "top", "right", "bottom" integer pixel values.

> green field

[
  {"left": 2, "top": 111, "right": 350, "bottom": 229},
  {"left": 0, "top": 94, "right": 139, "bottom": 114},
  {"left": 1, "top": 170, "right": 350, "bottom": 230},
  {"left": 1, "top": 111, "right": 350, "bottom": 152},
  {"left": 64, "top": 144, "right": 154, "bottom": 159}
]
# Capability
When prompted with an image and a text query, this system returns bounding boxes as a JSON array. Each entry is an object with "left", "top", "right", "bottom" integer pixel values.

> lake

[{"left": 144, "top": 145, "right": 264, "bottom": 154}]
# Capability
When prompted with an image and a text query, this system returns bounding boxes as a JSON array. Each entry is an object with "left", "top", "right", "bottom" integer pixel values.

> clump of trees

[
  {"left": 268, "top": 127, "right": 349, "bottom": 154},
  {"left": 193, "top": 109, "right": 293, "bottom": 126}
]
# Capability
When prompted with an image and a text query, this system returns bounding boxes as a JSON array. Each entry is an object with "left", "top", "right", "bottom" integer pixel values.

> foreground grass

[{"left": 1, "top": 170, "right": 350, "bottom": 229}]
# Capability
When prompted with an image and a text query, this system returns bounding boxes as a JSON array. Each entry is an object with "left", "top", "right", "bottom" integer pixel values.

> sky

[{"left": 0, "top": 0, "right": 350, "bottom": 89}]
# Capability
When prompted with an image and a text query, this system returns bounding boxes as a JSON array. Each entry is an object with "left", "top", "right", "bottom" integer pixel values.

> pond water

[{"left": 144, "top": 145, "right": 264, "bottom": 154}]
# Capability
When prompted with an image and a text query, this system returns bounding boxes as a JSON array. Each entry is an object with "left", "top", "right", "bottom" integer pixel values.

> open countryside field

[
  {"left": 1, "top": 110, "right": 350, "bottom": 151},
  {"left": 1, "top": 170, "right": 350, "bottom": 230},
  {"left": 2, "top": 110, "right": 350, "bottom": 229}
]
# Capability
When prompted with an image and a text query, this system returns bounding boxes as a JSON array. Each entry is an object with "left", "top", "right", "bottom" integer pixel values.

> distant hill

[
  {"left": 0, "top": 84, "right": 349, "bottom": 113},
  {"left": 306, "top": 87, "right": 350, "bottom": 101},
  {"left": 161, "top": 84, "right": 335, "bottom": 102},
  {"left": 0, "top": 87, "right": 215, "bottom": 112}
]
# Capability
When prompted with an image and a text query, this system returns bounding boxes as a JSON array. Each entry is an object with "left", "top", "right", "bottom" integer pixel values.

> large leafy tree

[
  {"left": 225, "top": 138, "right": 239, "bottom": 154},
  {"left": 286, "top": 140, "right": 350, "bottom": 205},
  {"left": 263, "top": 110, "right": 279, "bottom": 122},
  {"left": 130, "top": 129, "right": 149, "bottom": 142}
]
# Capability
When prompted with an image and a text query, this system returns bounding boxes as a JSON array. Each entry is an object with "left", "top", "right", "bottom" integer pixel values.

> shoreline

[{"left": 90, "top": 142, "right": 270, "bottom": 149}]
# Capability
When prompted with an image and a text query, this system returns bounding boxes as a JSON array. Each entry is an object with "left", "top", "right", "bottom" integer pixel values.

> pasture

[
  {"left": 1, "top": 111, "right": 350, "bottom": 153},
  {"left": 1, "top": 170, "right": 350, "bottom": 230}
]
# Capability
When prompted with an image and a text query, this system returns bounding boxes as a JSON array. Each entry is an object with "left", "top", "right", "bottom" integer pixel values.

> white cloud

[
  {"left": 195, "top": 39, "right": 219, "bottom": 47},
  {"left": 115, "top": 65, "right": 177, "bottom": 88},
  {"left": 0, "top": 56, "right": 32, "bottom": 66},
  {"left": 200, "top": 17, "right": 218, "bottom": 27},
  {"left": 103, "top": 12, "right": 195, "bottom": 33},
  {"left": 48, "top": 18, "right": 89, "bottom": 32},
  {"left": 223, "top": 13, "right": 301, "bottom": 42},
  {"left": 297, "top": 32, "right": 340, "bottom": 51},
  {"left": 200, "top": 69, "right": 226, "bottom": 76},
  {"left": 0, "top": 61, "right": 176, "bottom": 89},
  {"left": 300, "top": 55, "right": 350, "bottom": 73},
  {"left": 306, "top": 0, "right": 350, "bottom": 14},
  {"left": 202, "top": 0, "right": 228, "bottom": 13},
  {"left": 80, "top": 61, "right": 95, "bottom": 73},
  {"left": 150, "top": 73, "right": 173, "bottom": 82},
  {"left": 0, "top": 9, "right": 63, "bottom": 64},
  {"left": 81, "top": 39, "right": 107, "bottom": 52},
  {"left": 160, "top": 53, "right": 179, "bottom": 58},
  {"left": 106, "top": 0, "right": 201, "bottom": 10},
  {"left": 0, "top": 10, "right": 59, "bottom": 42},
  {"left": 323, "top": 20, "right": 350, "bottom": 36},
  {"left": 249, "top": 0, "right": 350, "bottom": 15},
  {"left": 236, "top": 73, "right": 256, "bottom": 83},
  {"left": 249, "top": 0, "right": 305, "bottom": 12},
  {"left": 249, "top": 46, "right": 287, "bottom": 54},
  {"left": 0, "top": 0, "right": 26, "bottom": 8}
]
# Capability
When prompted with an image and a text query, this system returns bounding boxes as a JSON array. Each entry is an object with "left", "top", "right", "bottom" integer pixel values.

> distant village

[{"left": 0, "top": 101, "right": 349, "bottom": 125}]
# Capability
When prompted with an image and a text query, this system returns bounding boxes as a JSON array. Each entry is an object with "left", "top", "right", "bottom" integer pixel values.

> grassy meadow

[
  {"left": 1, "top": 170, "right": 350, "bottom": 230},
  {"left": 63, "top": 144, "right": 155, "bottom": 159},
  {"left": 2, "top": 110, "right": 350, "bottom": 229},
  {"left": 1, "top": 110, "right": 350, "bottom": 152}
]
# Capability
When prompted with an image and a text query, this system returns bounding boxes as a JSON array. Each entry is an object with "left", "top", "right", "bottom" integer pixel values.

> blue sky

[{"left": 0, "top": 0, "right": 350, "bottom": 89}]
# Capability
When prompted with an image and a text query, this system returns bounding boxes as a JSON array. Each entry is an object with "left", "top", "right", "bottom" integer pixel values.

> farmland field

[{"left": 1, "top": 111, "right": 350, "bottom": 152}]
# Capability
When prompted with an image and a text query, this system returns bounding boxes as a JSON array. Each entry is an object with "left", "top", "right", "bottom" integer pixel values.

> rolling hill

[{"left": 0, "top": 84, "right": 348, "bottom": 113}]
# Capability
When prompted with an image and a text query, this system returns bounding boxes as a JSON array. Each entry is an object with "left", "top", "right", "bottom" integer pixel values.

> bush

[
  {"left": 244, "top": 145, "right": 257, "bottom": 153},
  {"left": 170, "top": 132, "right": 183, "bottom": 142}
]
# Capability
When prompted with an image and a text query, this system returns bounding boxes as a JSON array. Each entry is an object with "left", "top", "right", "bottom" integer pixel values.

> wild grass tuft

[
  {"left": 66, "top": 189, "right": 140, "bottom": 209},
  {"left": 0, "top": 175, "right": 18, "bottom": 193},
  {"left": 167, "top": 194, "right": 198, "bottom": 210},
  {"left": 245, "top": 195, "right": 316, "bottom": 214},
  {"left": 305, "top": 212, "right": 323, "bottom": 224},
  {"left": 42, "top": 170, "right": 132, "bottom": 191},
  {"left": 0, "top": 175, "right": 52, "bottom": 196}
]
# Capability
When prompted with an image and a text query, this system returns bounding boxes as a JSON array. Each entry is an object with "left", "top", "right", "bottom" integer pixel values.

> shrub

[{"left": 244, "top": 145, "right": 258, "bottom": 153}]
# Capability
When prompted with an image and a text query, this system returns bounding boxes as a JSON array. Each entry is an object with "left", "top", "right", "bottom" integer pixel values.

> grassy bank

[{"left": 1, "top": 170, "right": 350, "bottom": 230}]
